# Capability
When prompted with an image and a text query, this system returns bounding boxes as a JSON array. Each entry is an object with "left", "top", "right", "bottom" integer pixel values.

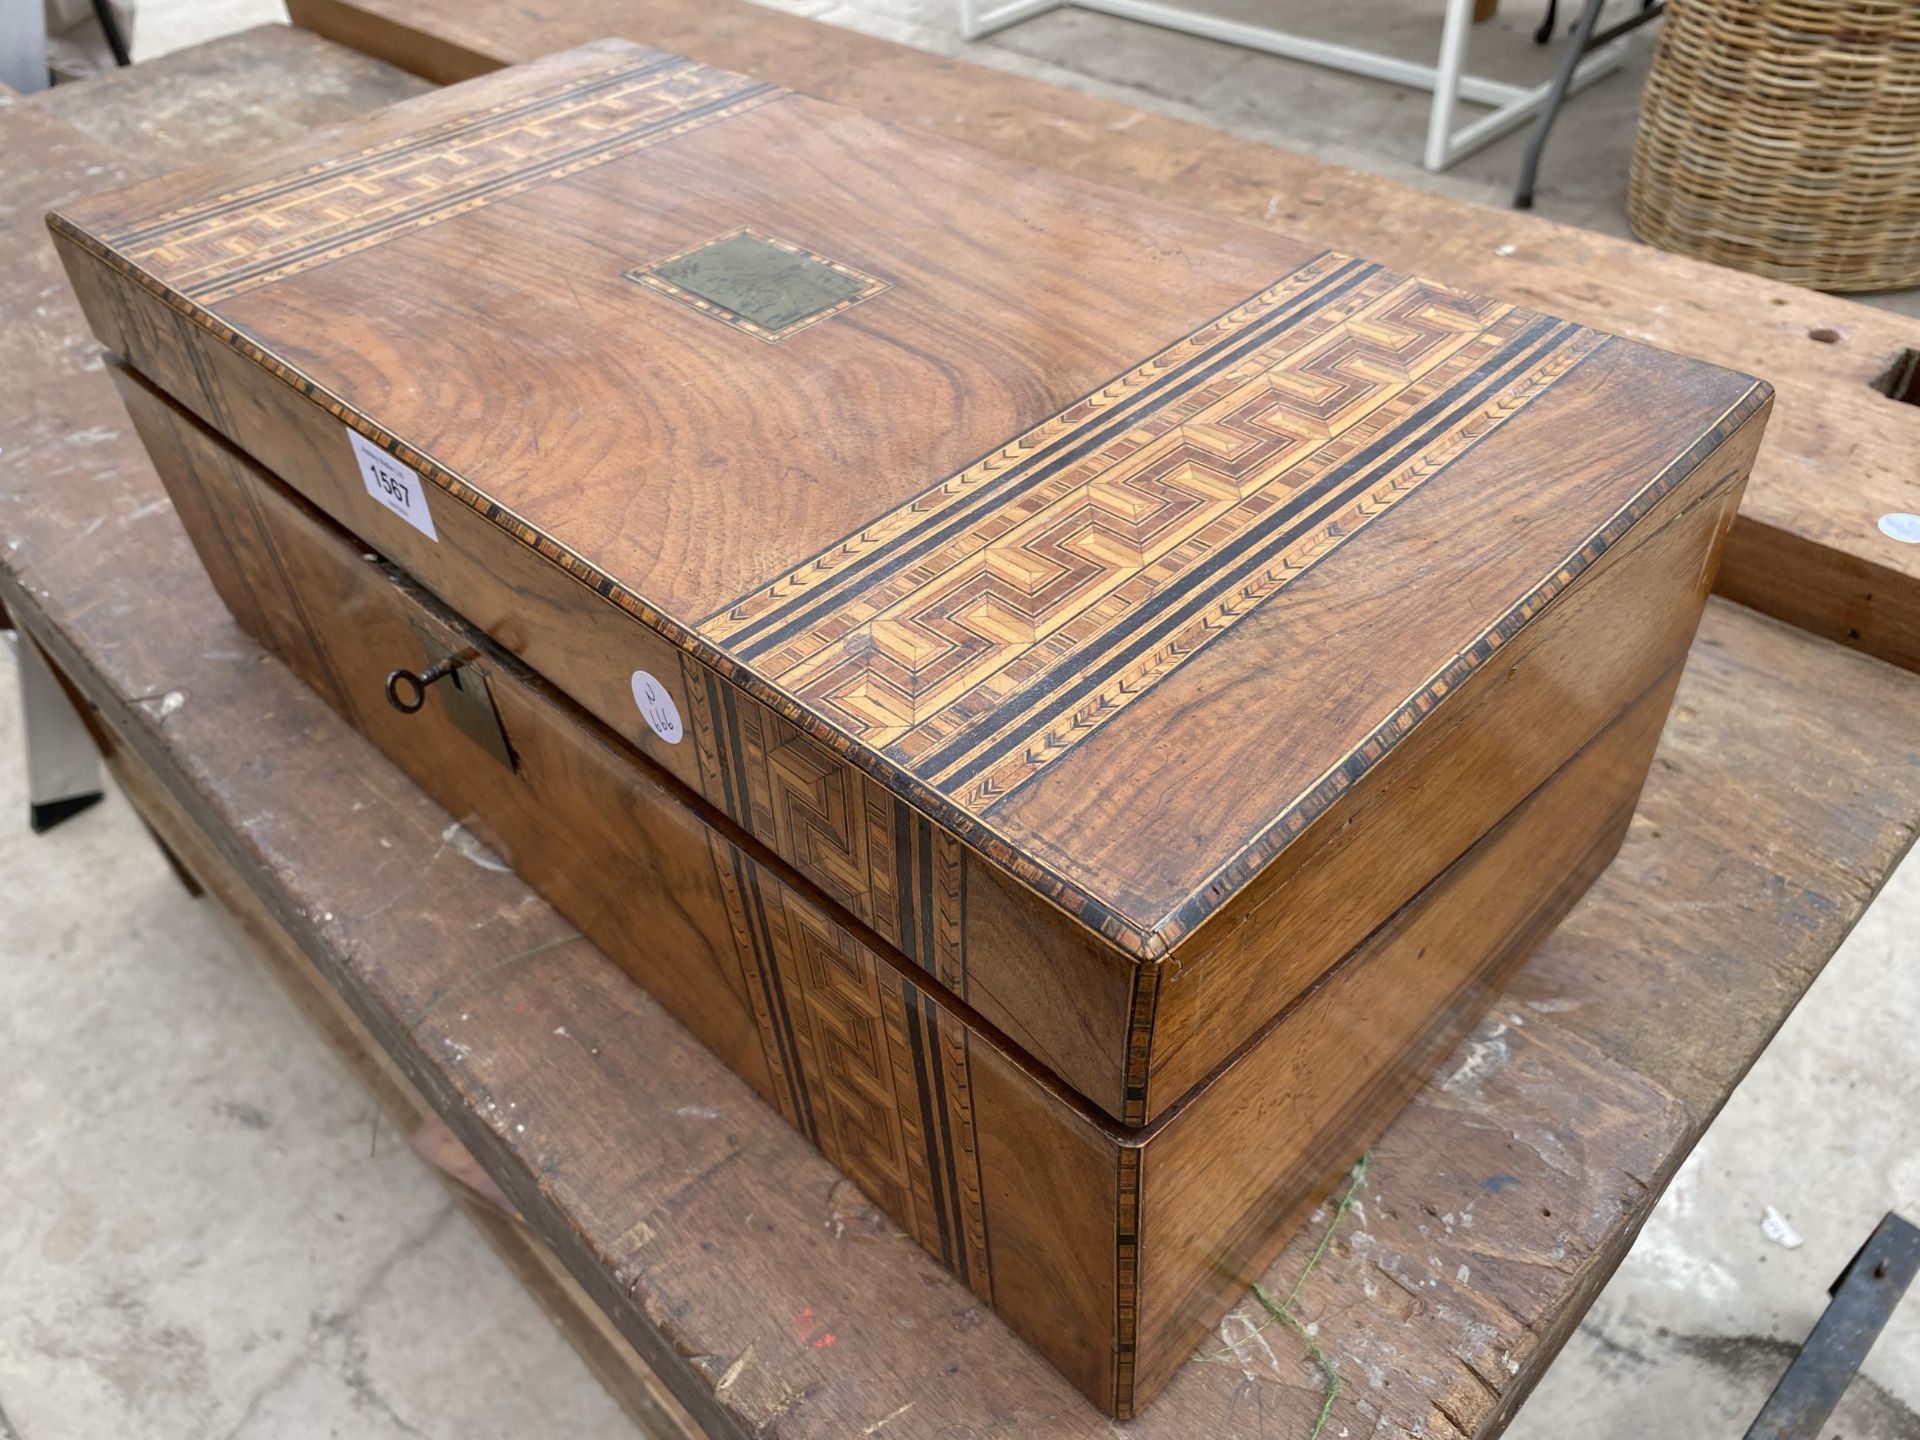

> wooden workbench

[{"left": 2, "top": 20, "right": 1916, "bottom": 1440}]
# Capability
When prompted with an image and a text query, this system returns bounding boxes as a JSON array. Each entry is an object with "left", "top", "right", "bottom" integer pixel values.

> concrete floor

[
  {"left": 0, "top": 663, "right": 635, "bottom": 1437},
  {"left": 2, "top": 0, "right": 1916, "bottom": 1436}
]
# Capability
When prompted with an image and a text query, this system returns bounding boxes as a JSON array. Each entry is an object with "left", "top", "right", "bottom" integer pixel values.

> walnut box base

[{"left": 116, "top": 366, "right": 1674, "bottom": 1416}]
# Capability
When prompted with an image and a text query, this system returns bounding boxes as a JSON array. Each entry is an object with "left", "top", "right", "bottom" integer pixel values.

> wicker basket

[{"left": 1628, "top": 0, "right": 1920, "bottom": 293}]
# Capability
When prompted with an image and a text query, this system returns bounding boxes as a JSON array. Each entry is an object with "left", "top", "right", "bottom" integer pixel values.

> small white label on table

[
  {"left": 347, "top": 427, "right": 437, "bottom": 541},
  {"left": 631, "top": 671, "right": 683, "bottom": 744},
  {"left": 1878, "top": 512, "right": 1920, "bottom": 544}
]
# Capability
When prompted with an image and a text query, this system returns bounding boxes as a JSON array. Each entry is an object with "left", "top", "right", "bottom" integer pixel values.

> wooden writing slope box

[{"left": 50, "top": 39, "right": 1771, "bottom": 1416}]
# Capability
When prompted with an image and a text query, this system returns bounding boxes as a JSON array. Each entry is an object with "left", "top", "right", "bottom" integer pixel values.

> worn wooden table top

[{"left": 3, "top": 23, "right": 1918, "bottom": 1440}]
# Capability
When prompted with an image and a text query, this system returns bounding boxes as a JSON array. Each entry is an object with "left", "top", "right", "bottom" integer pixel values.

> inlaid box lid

[{"left": 49, "top": 39, "right": 1770, "bottom": 963}]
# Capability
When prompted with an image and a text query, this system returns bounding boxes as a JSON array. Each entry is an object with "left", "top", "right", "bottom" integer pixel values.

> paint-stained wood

[
  {"left": 286, "top": 0, "right": 1920, "bottom": 679},
  {"left": 47, "top": 45, "right": 1769, "bottom": 1169},
  {"left": 5, "top": 27, "right": 1919, "bottom": 1439},
  {"left": 29, "top": 21, "right": 433, "bottom": 161}
]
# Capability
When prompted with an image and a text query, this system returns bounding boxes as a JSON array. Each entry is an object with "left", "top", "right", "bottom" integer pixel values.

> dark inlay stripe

[
  {"left": 718, "top": 256, "right": 1379, "bottom": 655},
  {"left": 901, "top": 975, "right": 957, "bottom": 1271},
  {"left": 917, "top": 818, "right": 937, "bottom": 975},
  {"left": 741, "top": 859, "right": 817, "bottom": 1144},
  {"left": 923, "top": 992, "right": 971, "bottom": 1289},
  {"left": 928, "top": 314, "right": 1578, "bottom": 791},
  {"left": 892, "top": 803, "right": 920, "bottom": 969},
  {"left": 716, "top": 682, "right": 756, "bottom": 835}
]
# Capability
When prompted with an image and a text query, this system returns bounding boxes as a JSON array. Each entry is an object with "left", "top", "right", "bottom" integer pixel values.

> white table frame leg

[
  {"left": 4, "top": 626, "right": 105, "bottom": 833},
  {"left": 956, "top": 0, "right": 1627, "bottom": 173}
]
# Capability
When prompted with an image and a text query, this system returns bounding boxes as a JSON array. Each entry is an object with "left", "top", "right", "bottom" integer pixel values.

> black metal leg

[
  {"left": 1534, "top": 0, "right": 1558, "bottom": 46},
  {"left": 1514, "top": 0, "right": 1666, "bottom": 210},
  {"left": 89, "top": 0, "right": 133, "bottom": 67},
  {"left": 1744, "top": 1213, "right": 1920, "bottom": 1440},
  {"left": 1515, "top": 0, "right": 1606, "bottom": 209}
]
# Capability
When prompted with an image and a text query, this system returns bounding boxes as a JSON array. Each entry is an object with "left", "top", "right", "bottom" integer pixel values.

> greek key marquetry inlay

[
  {"left": 704, "top": 254, "right": 1609, "bottom": 816},
  {"left": 703, "top": 832, "right": 992, "bottom": 1299}
]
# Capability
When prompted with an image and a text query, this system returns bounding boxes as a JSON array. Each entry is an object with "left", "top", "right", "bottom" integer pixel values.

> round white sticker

[
  {"left": 1878, "top": 512, "right": 1920, "bottom": 544},
  {"left": 630, "top": 670, "right": 684, "bottom": 743}
]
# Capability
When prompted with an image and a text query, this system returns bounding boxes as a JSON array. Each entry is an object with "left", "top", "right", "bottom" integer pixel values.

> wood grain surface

[
  {"left": 5, "top": 26, "right": 1918, "bottom": 1439},
  {"left": 51, "top": 182, "right": 1770, "bottom": 1130},
  {"left": 284, "top": 0, "right": 1920, "bottom": 683}
]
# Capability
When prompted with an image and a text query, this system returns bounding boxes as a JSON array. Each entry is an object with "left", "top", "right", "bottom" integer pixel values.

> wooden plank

[
  {"left": 284, "top": 0, "right": 1920, "bottom": 676},
  {"left": 5, "top": 25, "right": 1918, "bottom": 1439},
  {"left": 29, "top": 20, "right": 433, "bottom": 162},
  {"left": 0, "top": 83, "right": 134, "bottom": 224}
]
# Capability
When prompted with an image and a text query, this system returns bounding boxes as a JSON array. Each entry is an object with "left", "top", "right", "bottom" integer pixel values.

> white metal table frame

[
  {"left": 956, "top": 0, "right": 1628, "bottom": 171},
  {"left": 3, "top": 626, "right": 104, "bottom": 833}
]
